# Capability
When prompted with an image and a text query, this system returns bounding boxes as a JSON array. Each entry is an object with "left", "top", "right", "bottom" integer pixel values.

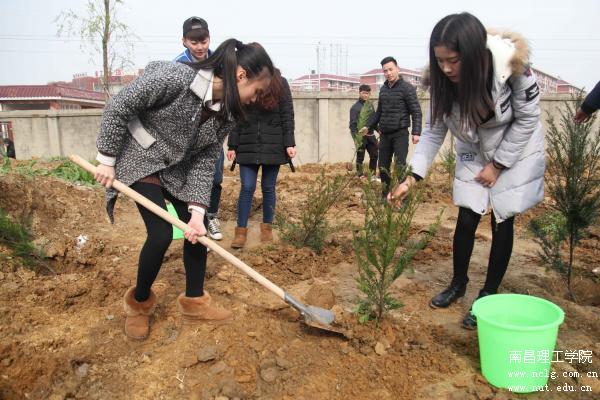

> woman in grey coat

[
  {"left": 389, "top": 13, "right": 544, "bottom": 329},
  {"left": 94, "top": 39, "right": 274, "bottom": 340}
]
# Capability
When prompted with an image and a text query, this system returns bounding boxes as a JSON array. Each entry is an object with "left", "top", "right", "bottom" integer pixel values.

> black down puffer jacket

[
  {"left": 228, "top": 78, "right": 295, "bottom": 165},
  {"left": 367, "top": 77, "right": 422, "bottom": 135}
]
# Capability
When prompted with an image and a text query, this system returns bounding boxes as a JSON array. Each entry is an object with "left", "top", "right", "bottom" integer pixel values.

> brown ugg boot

[
  {"left": 177, "top": 291, "right": 232, "bottom": 321},
  {"left": 260, "top": 223, "right": 273, "bottom": 242},
  {"left": 231, "top": 227, "right": 247, "bottom": 249},
  {"left": 123, "top": 287, "right": 156, "bottom": 340}
]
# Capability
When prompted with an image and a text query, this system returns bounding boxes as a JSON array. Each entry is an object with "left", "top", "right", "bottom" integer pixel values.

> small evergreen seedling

[
  {"left": 353, "top": 165, "right": 442, "bottom": 323},
  {"left": 534, "top": 95, "right": 600, "bottom": 300},
  {"left": 276, "top": 169, "right": 352, "bottom": 253}
]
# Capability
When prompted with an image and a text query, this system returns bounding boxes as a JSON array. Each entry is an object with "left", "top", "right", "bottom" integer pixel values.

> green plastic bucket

[
  {"left": 472, "top": 294, "right": 564, "bottom": 393},
  {"left": 166, "top": 203, "right": 184, "bottom": 240}
]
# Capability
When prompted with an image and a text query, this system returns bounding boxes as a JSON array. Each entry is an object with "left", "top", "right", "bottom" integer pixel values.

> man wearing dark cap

[
  {"left": 175, "top": 16, "right": 212, "bottom": 62},
  {"left": 174, "top": 17, "right": 224, "bottom": 241},
  {"left": 349, "top": 84, "right": 379, "bottom": 179}
]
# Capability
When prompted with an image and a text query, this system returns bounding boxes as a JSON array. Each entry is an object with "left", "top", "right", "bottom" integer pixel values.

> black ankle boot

[
  {"left": 430, "top": 282, "right": 467, "bottom": 308},
  {"left": 462, "top": 290, "right": 494, "bottom": 330}
]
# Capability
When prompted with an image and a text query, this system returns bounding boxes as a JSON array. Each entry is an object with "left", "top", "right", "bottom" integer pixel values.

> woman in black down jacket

[{"left": 227, "top": 68, "right": 296, "bottom": 248}]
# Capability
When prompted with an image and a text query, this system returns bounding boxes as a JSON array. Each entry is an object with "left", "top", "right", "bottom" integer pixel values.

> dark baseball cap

[{"left": 183, "top": 16, "right": 209, "bottom": 37}]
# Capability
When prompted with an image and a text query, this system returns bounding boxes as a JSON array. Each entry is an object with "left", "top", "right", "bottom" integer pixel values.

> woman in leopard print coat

[{"left": 94, "top": 39, "right": 274, "bottom": 340}]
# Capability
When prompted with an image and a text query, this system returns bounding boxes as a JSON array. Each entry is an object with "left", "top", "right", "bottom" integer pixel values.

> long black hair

[
  {"left": 429, "top": 12, "right": 494, "bottom": 129},
  {"left": 187, "top": 38, "right": 274, "bottom": 122}
]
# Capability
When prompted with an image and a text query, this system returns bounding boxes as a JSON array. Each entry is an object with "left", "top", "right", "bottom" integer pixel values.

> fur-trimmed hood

[
  {"left": 420, "top": 29, "right": 530, "bottom": 87},
  {"left": 486, "top": 29, "right": 530, "bottom": 83}
]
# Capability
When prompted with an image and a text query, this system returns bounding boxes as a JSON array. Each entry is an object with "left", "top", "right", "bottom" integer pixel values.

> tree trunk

[
  {"left": 102, "top": 0, "right": 111, "bottom": 98},
  {"left": 567, "top": 232, "right": 575, "bottom": 301}
]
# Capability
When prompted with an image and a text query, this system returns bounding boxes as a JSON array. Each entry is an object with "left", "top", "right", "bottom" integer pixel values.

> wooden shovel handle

[{"left": 70, "top": 154, "right": 285, "bottom": 300}]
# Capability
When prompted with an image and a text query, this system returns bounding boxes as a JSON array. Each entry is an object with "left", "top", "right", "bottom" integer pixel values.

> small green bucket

[
  {"left": 472, "top": 294, "right": 564, "bottom": 393},
  {"left": 166, "top": 203, "right": 184, "bottom": 240}
]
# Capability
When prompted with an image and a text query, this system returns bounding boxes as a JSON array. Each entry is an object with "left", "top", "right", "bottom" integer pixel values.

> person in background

[
  {"left": 4, "top": 138, "right": 15, "bottom": 159},
  {"left": 174, "top": 16, "right": 224, "bottom": 241},
  {"left": 361, "top": 56, "right": 422, "bottom": 197},
  {"left": 227, "top": 67, "right": 296, "bottom": 249},
  {"left": 349, "top": 84, "right": 378, "bottom": 179}
]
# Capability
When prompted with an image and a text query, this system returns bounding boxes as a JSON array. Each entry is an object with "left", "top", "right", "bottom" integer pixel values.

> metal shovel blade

[{"left": 284, "top": 292, "right": 344, "bottom": 334}]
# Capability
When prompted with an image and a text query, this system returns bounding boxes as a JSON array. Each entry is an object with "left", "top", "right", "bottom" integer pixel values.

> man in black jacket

[
  {"left": 349, "top": 84, "right": 378, "bottom": 178},
  {"left": 361, "top": 56, "right": 422, "bottom": 196}
]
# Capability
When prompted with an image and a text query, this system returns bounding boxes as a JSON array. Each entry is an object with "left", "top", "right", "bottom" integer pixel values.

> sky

[{"left": 1, "top": 0, "right": 599, "bottom": 91}]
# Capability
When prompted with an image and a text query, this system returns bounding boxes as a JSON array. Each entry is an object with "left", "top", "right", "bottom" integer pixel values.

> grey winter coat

[
  {"left": 411, "top": 31, "right": 545, "bottom": 222},
  {"left": 96, "top": 62, "right": 235, "bottom": 220}
]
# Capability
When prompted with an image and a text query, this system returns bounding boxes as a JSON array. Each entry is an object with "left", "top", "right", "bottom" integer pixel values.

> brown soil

[{"left": 0, "top": 162, "right": 598, "bottom": 400}]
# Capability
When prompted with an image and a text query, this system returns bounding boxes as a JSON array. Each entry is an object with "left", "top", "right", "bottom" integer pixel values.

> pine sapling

[
  {"left": 354, "top": 165, "right": 442, "bottom": 323},
  {"left": 528, "top": 211, "right": 567, "bottom": 273},
  {"left": 0, "top": 208, "right": 50, "bottom": 272},
  {"left": 438, "top": 136, "right": 455, "bottom": 185},
  {"left": 276, "top": 169, "right": 353, "bottom": 253},
  {"left": 542, "top": 95, "right": 600, "bottom": 300}
]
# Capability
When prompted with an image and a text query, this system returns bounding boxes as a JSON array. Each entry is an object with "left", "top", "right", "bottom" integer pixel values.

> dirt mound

[
  {"left": 0, "top": 164, "right": 598, "bottom": 400},
  {"left": 304, "top": 284, "right": 337, "bottom": 309},
  {"left": 241, "top": 243, "right": 350, "bottom": 287}
]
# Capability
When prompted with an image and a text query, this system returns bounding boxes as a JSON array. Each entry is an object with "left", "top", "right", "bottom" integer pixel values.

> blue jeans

[
  {"left": 208, "top": 150, "right": 224, "bottom": 216},
  {"left": 237, "top": 164, "right": 280, "bottom": 228}
]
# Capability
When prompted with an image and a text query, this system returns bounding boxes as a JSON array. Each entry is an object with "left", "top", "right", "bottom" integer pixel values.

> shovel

[{"left": 70, "top": 155, "right": 341, "bottom": 333}]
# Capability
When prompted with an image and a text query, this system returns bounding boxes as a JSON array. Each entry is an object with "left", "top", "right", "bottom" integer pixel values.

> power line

[
  {"left": 0, "top": 34, "right": 419, "bottom": 42},
  {"left": 2, "top": 33, "right": 600, "bottom": 41}
]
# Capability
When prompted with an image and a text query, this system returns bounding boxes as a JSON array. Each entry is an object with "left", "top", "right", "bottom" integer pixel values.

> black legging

[
  {"left": 131, "top": 182, "right": 207, "bottom": 302},
  {"left": 452, "top": 207, "right": 514, "bottom": 293}
]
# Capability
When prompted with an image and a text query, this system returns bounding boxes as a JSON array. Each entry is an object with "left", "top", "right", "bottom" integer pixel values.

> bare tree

[{"left": 55, "top": 0, "right": 136, "bottom": 98}]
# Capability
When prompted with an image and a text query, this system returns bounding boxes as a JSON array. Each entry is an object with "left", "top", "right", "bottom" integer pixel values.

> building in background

[
  {"left": 0, "top": 69, "right": 147, "bottom": 111},
  {"left": 290, "top": 61, "right": 583, "bottom": 96},
  {"left": 531, "top": 67, "right": 581, "bottom": 94},
  {"left": 52, "top": 69, "right": 143, "bottom": 95},
  {"left": 0, "top": 84, "right": 105, "bottom": 111},
  {"left": 557, "top": 79, "right": 583, "bottom": 94},
  {"left": 290, "top": 73, "right": 361, "bottom": 92},
  {"left": 358, "top": 67, "right": 422, "bottom": 91},
  {"left": 532, "top": 68, "right": 559, "bottom": 94},
  {"left": 291, "top": 67, "right": 423, "bottom": 92}
]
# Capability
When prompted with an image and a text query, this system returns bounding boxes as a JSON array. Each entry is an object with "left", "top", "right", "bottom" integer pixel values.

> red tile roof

[{"left": 0, "top": 84, "right": 105, "bottom": 102}]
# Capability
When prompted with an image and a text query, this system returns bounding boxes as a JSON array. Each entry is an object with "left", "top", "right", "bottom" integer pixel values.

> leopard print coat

[{"left": 96, "top": 62, "right": 235, "bottom": 221}]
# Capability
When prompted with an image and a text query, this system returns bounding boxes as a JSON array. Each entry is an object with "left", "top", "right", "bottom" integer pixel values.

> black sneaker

[
  {"left": 207, "top": 216, "right": 223, "bottom": 241},
  {"left": 430, "top": 283, "right": 467, "bottom": 308},
  {"left": 462, "top": 310, "right": 477, "bottom": 330},
  {"left": 462, "top": 290, "right": 493, "bottom": 330}
]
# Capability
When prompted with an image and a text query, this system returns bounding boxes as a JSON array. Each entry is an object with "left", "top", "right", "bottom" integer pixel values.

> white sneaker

[
  {"left": 207, "top": 216, "right": 223, "bottom": 240},
  {"left": 370, "top": 176, "right": 382, "bottom": 183}
]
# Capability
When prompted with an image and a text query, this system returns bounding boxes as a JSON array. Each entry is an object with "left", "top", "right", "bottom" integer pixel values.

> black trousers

[
  {"left": 378, "top": 130, "right": 409, "bottom": 196},
  {"left": 131, "top": 182, "right": 207, "bottom": 302},
  {"left": 452, "top": 207, "right": 514, "bottom": 294},
  {"left": 356, "top": 135, "right": 378, "bottom": 174}
]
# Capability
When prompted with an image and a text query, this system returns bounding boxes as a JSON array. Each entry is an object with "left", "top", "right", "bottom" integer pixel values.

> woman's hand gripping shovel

[{"left": 70, "top": 155, "right": 342, "bottom": 334}]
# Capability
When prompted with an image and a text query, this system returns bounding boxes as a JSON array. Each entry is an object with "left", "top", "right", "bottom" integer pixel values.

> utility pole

[{"left": 316, "top": 41, "right": 321, "bottom": 92}]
